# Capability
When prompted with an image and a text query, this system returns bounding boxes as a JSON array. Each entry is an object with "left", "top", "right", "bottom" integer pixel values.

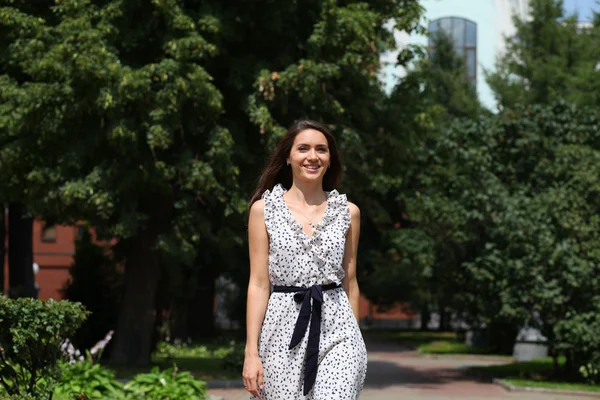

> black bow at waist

[{"left": 272, "top": 282, "right": 341, "bottom": 396}]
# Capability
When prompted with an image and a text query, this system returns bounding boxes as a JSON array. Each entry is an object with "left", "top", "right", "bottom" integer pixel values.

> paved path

[{"left": 209, "top": 339, "right": 587, "bottom": 400}]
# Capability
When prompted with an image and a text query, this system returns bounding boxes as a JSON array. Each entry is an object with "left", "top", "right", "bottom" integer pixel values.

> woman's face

[{"left": 287, "top": 129, "right": 331, "bottom": 183}]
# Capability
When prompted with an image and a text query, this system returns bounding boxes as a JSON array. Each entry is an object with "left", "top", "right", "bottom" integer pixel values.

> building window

[
  {"left": 76, "top": 224, "right": 86, "bottom": 240},
  {"left": 428, "top": 17, "right": 477, "bottom": 82},
  {"left": 41, "top": 224, "right": 57, "bottom": 242}
]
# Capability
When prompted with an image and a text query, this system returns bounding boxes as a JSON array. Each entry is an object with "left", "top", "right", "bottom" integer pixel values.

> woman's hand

[{"left": 242, "top": 353, "right": 264, "bottom": 397}]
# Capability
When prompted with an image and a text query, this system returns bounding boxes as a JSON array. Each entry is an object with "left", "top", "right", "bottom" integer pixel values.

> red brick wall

[
  {"left": 360, "top": 295, "right": 417, "bottom": 320},
  {"left": 2, "top": 219, "right": 75, "bottom": 300},
  {"left": 2, "top": 219, "right": 416, "bottom": 324}
]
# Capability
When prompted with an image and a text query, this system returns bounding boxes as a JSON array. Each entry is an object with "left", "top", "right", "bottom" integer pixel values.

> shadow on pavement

[{"left": 364, "top": 359, "right": 493, "bottom": 389}]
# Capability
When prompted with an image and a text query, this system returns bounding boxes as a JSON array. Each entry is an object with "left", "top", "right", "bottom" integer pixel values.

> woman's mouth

[{"left": 303, "top": 165, "right": 321, "bottom": 174}]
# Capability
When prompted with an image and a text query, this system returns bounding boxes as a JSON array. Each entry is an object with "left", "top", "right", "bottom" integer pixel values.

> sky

[{"left": 562, "top": 0, "right": 598, "bottom": 20}]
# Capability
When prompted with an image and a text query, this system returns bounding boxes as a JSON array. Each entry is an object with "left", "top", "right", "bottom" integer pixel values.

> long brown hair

[{"left": 250, "top": 119, "right": 343, "bottom": 205}]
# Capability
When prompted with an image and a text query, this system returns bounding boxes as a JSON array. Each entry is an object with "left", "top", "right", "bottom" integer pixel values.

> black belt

[{"left": 272, "top": 282, "right": 341, "bottom": 395}]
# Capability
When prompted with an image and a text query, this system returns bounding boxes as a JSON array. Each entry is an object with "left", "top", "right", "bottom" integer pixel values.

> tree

[
  {"left": 1, "top": 0, "right": 426, "bottom": 365},
  {"left": 61, "top": 228, "right": 122, "bottom": 350},
  {"left": 402, "top": 30, "right": 484, "bottom": 120},
  {"left": 7, "top": 203, "right": 35, "bottom": 298},
  {"left": 246, "top": 0, "right": 426, "bottom": 317},
  {"left": 486, "top": 0, "right": 600, "bottom": 110},
  {"left": 357, "top": 28, "right": 486, "bottom": 329},
  {"left": 404, "top": 101, "right": 600, "bottom": 367},
  {"left": 1, "top": 0, "right": 238, "bottom": 365}
]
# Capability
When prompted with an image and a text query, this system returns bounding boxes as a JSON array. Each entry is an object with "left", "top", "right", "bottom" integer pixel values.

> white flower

[
  {"left": 159, "top": 378, "right": 166, "bottom": 386},
  {"left": 79, "top": 355, "right": 84, "bottom": 362}
]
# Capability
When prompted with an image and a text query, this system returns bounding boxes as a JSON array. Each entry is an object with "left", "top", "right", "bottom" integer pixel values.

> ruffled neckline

[{"left": 272, "top": 183, "right": 346, "bottom": 240}]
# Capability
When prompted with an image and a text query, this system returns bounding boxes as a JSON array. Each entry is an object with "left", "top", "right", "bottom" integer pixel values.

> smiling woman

[{"left": 243, "top": 120, "right": 367, "bottom": 399}]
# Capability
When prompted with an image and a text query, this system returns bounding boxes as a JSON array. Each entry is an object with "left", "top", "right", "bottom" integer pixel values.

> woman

[{"left": 243, "top": 119, "right": 367, "bottom": 399}]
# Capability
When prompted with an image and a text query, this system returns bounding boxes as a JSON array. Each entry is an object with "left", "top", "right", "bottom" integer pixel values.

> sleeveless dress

[{"left": 252, "top": 183, "right": 367, "bottom": 400}]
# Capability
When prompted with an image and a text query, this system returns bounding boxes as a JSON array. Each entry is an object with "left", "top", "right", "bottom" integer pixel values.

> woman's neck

[{"left": 286, "top": 181, "right": 326, "bottom": 206}]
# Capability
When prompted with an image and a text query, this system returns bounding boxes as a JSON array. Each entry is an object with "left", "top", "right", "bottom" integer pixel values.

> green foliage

[
  {"left": 61, "top": 228, "right": 122, "bottom": 350},
  {"left": 360, "top": 22, "right": 487, "bottom": 318},
  {"left": 418, "top": 341, "right": 496, "bottom": 355},
  {"left": 154, "top": 342, "right": 232, "bottom": 360},
  {"left": 54, "top": 360, "right": 124, "bottom": 400},
  {"left": 0, "top": 297, "right": 88, "bottom": 399},
  {"left": 0, "top": 0, "right": 242, "bottom": 364},
  {"left": 221, "top": 344, "right": 245, "bottom": 373},
  {"left": 402, "top": 101, "right": 600, "bottom": 374},
  {"left": 397, "top": 30, "right": 484, "bottom": 120},
  {"left": 0, "top": 0, "right": 427, "bottom": 365},
  {"left": 472, "top": 356, "right": 600, "bottom": 392},
  {"left": 486, "top": 0, "right": 600, "bottom": 109},
  {"left": 122, "top": 366, "right": 207, "bottom": 400},
  {"left": 554, "top": 311, "right": 600, "bottom": 383},
  {"left": 153, "top": 340, "right": 243, "bottom": 373},
  {"left": 244, "top": 1, "right": 426, "bottom": 322},
  {"left": 505, "top": 378, "right": 600, "bottom": 393}
]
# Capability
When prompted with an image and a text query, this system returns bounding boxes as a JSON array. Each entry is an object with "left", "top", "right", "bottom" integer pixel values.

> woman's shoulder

[
  {"left": 249, "top": 199, "right": 265, "bottom": 218},
  {"left": 346, "top": 201, "right": 360, "bottom": 220},
  {"left": 346, "top": 201, "right": 360, "bottom": 214}
]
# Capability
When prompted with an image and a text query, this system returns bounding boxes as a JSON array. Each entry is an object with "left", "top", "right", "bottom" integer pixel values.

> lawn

[
  {"left": 363, "top": 329, "right": 504, "bottom": 356},
  {"left": 472, "top": 357, "right": 600, "bottom": 393},
  {"left": 106, "top": 340, "right": 242, "bottom": 381}
]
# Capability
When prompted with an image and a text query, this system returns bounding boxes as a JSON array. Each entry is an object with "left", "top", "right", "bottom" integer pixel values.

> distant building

[
  {"left": 2, "top": 220, "right": 81, "bottom": 299},
  {"left": 382, "top": 0, "right": 531, "bottom": 111}
]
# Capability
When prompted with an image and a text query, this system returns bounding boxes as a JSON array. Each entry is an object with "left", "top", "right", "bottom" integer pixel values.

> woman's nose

[{"left": 308, "top": 149, "right": 318, "bottom": 159}]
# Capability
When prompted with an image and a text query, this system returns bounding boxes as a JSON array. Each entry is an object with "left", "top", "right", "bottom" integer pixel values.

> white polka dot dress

[{"left": 252, "top": 183, "right": 367, "bottom": 400}]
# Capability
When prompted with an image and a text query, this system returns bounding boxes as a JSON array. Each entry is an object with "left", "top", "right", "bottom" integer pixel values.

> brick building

[
  {"left": 3, "top": 220, "right": 418, "bottom": 327},
  {"left": 2, "top": 220, "right": 80, "bottom": 300}
]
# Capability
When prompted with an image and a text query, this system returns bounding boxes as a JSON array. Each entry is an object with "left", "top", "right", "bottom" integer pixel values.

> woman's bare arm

[
  {"left": 243, "top": 199, "right": 270, "bottom": 397},
  {"left": 245, "top": 199, "right": 270, "bottom": 354},
  {"left": 342, "top": 201, "right": 361, "bottom": 322}
]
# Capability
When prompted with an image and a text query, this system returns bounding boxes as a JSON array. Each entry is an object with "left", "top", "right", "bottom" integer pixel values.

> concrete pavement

[{"left": 209, "top": 338, "right": 588, "bottom": 400}]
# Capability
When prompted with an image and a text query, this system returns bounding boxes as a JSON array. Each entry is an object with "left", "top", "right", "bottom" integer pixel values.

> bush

[
  {"left": 61, "top": 228, "right": 123, "bottom": 351},
  {"left": 222, "top": 344, "right": 245, "bottom": 373},
  {"left": 54, "top": 360, "right": 124, "bottom": 400},
  {"left": 0, "top": 297, "right": 89, "bottom": 399},
  {"left": 122, "top": 366, "right": 208, "bottom": 400},
  {"left": 154, "top": 341, "right": 231, "bottom": 359},
  {"left": 555, "top": 311, "right": 600, "bottom": 384}
]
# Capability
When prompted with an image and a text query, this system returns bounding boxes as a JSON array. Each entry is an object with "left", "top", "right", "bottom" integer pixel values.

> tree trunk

[
  {"left": 438, "top": 307, "right": 450, "bottom": 331},
  {"left": 169, "top": 262, "right": 217, "bottom": 341},
  {"left": 110, "top": 231, "right": 162, "bottom": 366},
  {"left": 189, "top": 264, "right": 216, "bottom": 340},
  {"left": 8, "top": 203, "right": 35, "bottom": 298},
  {"left": 0, "top": 204, "right": 5, "bottom": 295},
  {"left": 110, "top": 195, "right": 172, "bottom": 366},
  {"left": 420, "top": 305, "right": 431, "bottom": 331}
]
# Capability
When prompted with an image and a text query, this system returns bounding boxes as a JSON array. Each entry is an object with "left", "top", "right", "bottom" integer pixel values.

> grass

[
  {"left": 364, "top": 329, "right": 458, "bottom": 347},
  {"left": 364, "top": 329, "right": 505, "bottom": 356},
  {"left": 472, "top": 357, "right": 600, "bottom": 393},
  {"left": 418, "top": 340, "right": 500, "bottom": 355},
  {"left": 105, "top": 340, "right": 242, "bottom": 381},
  {"left": 505, "top": 378, "right": 600, "bottom": 392}
]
